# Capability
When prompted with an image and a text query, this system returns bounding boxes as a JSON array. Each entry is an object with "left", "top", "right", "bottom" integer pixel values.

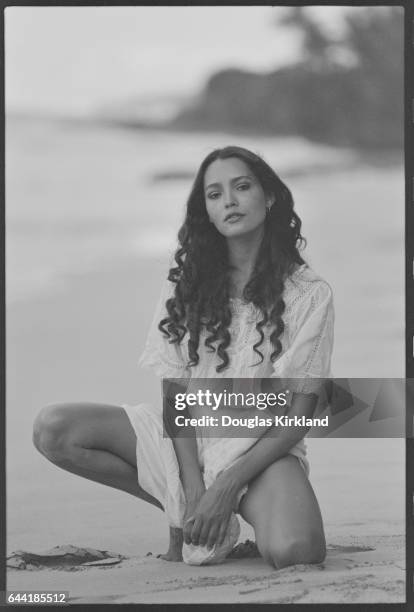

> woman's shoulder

[{"left": 283, "top": 264, "right": 333, "bottom": 312}]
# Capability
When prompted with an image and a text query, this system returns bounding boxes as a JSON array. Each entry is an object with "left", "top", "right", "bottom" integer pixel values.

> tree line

[{"left": 171, "top": 7, "right": 403, "bottom": 150}]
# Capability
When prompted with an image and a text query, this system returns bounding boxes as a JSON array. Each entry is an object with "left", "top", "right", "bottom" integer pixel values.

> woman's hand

[
  {"left": 184, "top": 476, "right": 239, "bottom": 550},
  {"left": 183, "top": 482, "right": 206, "bottom": 546}
]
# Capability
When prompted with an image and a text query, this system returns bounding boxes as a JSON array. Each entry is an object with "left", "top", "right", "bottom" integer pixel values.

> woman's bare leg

[
  {"left": 33, "top": 402, "right": 161, "bottom": 505},
  {"left": 239, "top": 455, "right": 326, "bottom": 569},
  {"left": 33, "top": 402, "right": 183, "bottom": 560},
  {"left": 159, "top": 527, "right": 183, "bottom": 562}
]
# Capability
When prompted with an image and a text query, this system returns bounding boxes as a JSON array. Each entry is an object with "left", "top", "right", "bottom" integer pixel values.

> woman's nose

[{"left": 224, "top": 192, "right": 237, "bottom": 208}]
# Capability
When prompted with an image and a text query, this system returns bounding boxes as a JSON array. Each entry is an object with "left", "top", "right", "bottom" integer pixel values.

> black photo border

[{"left": 0, "top": 1, "right": 411, "bottom": 611}]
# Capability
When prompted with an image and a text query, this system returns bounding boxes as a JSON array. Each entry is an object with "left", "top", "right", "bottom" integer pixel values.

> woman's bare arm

[
  {"left": 187, "top": 391, "right": 318, "bottom": 548},
  {"left": 217, "top": 391, "right": 317, "bottom": 489},
  {"left": 172, "top": 434, "right": 205, "bottom": 496},
  {"left": 163, "top": 386, "right": 206, "bottom": 539}
]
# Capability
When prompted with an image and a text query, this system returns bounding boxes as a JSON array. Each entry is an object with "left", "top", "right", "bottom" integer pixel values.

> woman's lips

[{"left": 224, "top": 213, "right": 245, "bottom": 223}]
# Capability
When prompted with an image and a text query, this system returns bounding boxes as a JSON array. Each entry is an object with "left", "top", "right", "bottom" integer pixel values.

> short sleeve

[
  {"left": 271, "top": 279, "right": 334, "bottom": 394},
  {"left": 138, "top": 276, "right": 190, "bottom": 379}
]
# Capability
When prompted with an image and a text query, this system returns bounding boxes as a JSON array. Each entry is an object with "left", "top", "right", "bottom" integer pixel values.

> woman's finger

[
  {"left": 198, "top": 520, "right": 212, "bottom": 548},
  {"left": 216, "top": 517, "right": 230, "bottom": 548},
  {"left": 183, "top": 517, "right": 195, "bottom": 545},
  {"left": 206, "top": 523, "right": 220, "bottom": 551},
  {"left": 190, "top": 516, "right": 203, "bottom": 546}
]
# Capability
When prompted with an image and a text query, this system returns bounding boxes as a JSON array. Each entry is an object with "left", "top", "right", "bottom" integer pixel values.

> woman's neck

[{"left": 227, "top": 229, "right": 264, "bottom": 297}]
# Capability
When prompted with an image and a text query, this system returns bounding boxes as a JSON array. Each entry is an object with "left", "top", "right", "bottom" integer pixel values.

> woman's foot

[
  {"left": 227, "top": 539, "right": 260, "bottom": 559},
  {"left": 156, "top": 527, "right": 183, "bottom": 562}
]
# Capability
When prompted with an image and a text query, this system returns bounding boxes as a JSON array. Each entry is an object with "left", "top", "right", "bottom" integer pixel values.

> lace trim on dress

[{"left": 138, "top": 264, "right": 334, "bottom": 384}]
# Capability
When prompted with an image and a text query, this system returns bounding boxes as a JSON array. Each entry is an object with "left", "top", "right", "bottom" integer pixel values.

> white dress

[{"left": 122, "top": 263, "right": 334, "bottom": 563}]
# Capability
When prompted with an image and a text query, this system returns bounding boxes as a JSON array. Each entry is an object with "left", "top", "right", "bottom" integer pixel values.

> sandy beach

[
  {"left": 7, "top": 535, "right": 405, "bottom": 604},
  {"left": 6, "top": 119, "right": 405, "bottom": 603}
]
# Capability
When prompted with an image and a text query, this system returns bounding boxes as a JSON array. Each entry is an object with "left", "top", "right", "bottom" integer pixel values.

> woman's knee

[
  {"left": 33, "top": 404, "right": 76, "bottom": 464},
  {"left": 259, "top": 532, "right": 326, "bottom": 569}
]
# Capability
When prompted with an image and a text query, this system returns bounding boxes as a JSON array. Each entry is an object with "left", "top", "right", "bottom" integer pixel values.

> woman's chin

[{"left": 219, "top": 222, "right": 264, "bottom": 240}]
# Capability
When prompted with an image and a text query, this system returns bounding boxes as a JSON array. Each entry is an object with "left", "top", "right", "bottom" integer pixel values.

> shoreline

[{"left": 7, "top": 112, "right": 404, "bottom": 164}]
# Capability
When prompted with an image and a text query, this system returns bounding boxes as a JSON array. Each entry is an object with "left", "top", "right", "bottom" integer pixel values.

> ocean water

[
  {"left": 6, "top": 114, "right": 405, "bottom": 376},
  {"left": 6, "top": 115, "right": 358, "bottom": 303}
]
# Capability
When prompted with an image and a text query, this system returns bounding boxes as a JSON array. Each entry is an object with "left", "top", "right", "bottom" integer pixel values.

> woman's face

[{"left": 204, "top": 157, "right": 271, "bottom": 239}]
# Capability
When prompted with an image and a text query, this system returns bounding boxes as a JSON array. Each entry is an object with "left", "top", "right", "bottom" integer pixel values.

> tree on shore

[{"left": 172, "top": 7, "right": 403, "bottom": 150}]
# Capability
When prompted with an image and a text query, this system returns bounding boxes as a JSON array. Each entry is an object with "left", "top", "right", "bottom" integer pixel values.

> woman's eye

[
  {"left": 207, "top": 192, "right": 220, "bottom": 200},
  {"left": 237, "top": 183, "right": 250, "bottom": 191}
]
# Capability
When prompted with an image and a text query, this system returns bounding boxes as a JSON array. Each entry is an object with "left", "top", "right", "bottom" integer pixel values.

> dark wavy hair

[{"left": 159, "top": 146, "right": 306, "bottom": 373}]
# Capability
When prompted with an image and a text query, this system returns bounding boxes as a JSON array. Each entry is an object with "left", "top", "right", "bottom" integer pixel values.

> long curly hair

[{"left": 159, "top": 146, "right": 306, "bottom": 373}]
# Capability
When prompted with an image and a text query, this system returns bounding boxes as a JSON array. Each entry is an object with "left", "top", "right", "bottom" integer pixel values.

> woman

[{"left": 33, "top": 146, "right": 334, "bottom": 569}]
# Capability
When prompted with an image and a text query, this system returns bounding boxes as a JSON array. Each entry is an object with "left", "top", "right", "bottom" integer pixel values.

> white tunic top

[{"left": 139, "top": 263, "right": 335, "bottom": 391}]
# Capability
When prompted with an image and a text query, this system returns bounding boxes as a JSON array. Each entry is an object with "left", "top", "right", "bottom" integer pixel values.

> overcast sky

[{"left": 5, "top": 6, "right": 352, "bottom": 116}]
